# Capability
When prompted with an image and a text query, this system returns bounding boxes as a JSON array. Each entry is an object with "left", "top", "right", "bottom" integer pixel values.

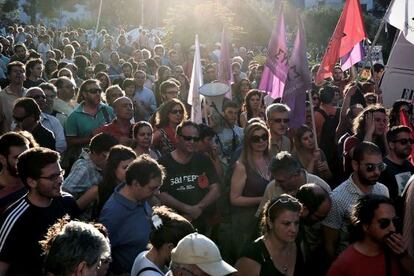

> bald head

[
  {"left": 113, "top": 96, "right": 133, "bottom": 120},
  {"left": 297, "top": 183, "right": 331, "bottom": 225}
]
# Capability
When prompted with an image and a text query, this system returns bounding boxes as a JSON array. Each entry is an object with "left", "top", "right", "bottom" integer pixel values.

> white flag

[
  {"left": 188, "top": 35, "right": 204, "bottom": 123},
  {"left": 384, "top": 0, "right": 414, "bottom": 45}
]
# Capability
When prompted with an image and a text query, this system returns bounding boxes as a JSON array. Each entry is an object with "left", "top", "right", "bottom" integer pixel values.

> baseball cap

[{"left": 171, "top": 233, "right": 237, "bottom": 276}]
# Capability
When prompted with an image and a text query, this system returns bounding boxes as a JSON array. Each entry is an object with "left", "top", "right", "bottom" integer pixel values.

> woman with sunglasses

[
  {"left": 236, "top": 194, "right": 304, "bottom": 276},
  {"left": 133, "top": 121, "right": 161, "bottom": 160},
  {"left": 293, "top": 125, "right": 332, "bottom": 181},
  {"left": 230, "top": 122, "right": 272, "bottom": 260},
  {"left": 152, "top": 98, "right": 187, "bottom": 155},
  {"left": 239, "top": 89, "right": 266, "bottom": 128}
]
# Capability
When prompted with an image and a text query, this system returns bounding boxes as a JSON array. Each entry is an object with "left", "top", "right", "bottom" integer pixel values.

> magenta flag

[
  {"left": 218, "top": 26, "right": 232, "bottom": 99},
  {"left": 341, "top": 41, "right": 365, "bottom": 71},
  {"left": 282, "top": 15, "right": 311, "bottom": 128},
  {"left": 259, "top": 6, "right": 289, "bottom": 99}
]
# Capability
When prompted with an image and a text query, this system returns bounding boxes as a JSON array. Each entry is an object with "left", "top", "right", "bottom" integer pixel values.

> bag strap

[
  {"left": 136, "top": 266, "right": 163, "bottom": 276},
  {"left": 101, "top": 107, "right": 111, "bottom": 124}
]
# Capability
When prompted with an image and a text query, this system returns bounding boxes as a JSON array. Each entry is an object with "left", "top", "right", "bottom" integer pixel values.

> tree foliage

[{"left": 163, "top": 1, "right": 243, "bottom": 51}]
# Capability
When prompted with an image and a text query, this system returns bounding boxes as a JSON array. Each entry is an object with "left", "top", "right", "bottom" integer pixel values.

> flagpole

[
  {"left": 308, "top": 92, "right": 319, "bottom": 150},
  {"left": 95, "top": 0, "right": 103, "bottom": 34}
]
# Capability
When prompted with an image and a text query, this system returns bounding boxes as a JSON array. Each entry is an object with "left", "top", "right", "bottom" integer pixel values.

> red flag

[
  {"left": 399, "top": 110, "right": 414, "bottom": 165},
  {"left": 315, "top": 0, "right": 367, "bottom": 84}
]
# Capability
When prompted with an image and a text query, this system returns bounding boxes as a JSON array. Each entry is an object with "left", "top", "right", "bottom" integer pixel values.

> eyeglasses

[
  {"left": 13, "top": 114, "right": 30, "bottom": 123},
  {"left": 86, "top": 88, "right": 102, "bottom": 94},
  {"left": 32, "top": 95, "right": 46, "bottom": 100},
  {"left": 378, "top": 217, "right": 400, "bottom": 230},
  {"left": 392, "top": 138, "right": 414, "bottom": 145},
  {"left": 180, "top": 134, "right": 200, "bottom": 142},
  {"left": 267, "top": 196, "right": 299, "bottom": 216},
  {"left": 38, "top": 169, "right": 65, "bottom": 182},
  {"left": 270, "top": 118, "right": 290, "bottom": 124},
  {"left": 170, "top": 109, "right": 184, "bottom": 115},
  {"left": 362, "top": 162, "right": 387, "bottom": 172},
  {"left": 251, "top": 133, "right": 269, "bottom": 143}
]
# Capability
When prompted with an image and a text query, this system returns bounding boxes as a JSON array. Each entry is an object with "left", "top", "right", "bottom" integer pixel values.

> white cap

[{"left": 171, "top": 233, "right": 237, "bottom": 276}]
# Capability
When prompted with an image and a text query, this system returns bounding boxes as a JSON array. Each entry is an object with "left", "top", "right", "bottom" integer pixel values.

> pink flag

[
  {"left": 282, "top": 15, "right": 311, "bottom": 128},
  {"left": 341, "top": 41, "right": 365, "bottom": 71},
  {"left": 218, "top": 26, "right": 232, "bottom": 99},
  {"left": 259, "top": 6, "right": 289, "bottom": 99}
]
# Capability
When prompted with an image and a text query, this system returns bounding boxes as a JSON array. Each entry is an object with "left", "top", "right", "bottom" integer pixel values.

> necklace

[{"left": 266, "top": 239, "right": 294, "bottom": 276}]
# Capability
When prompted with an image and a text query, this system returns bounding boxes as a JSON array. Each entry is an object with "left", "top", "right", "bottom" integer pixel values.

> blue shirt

[
  {"left": 99, "top": 183, "right": 152, "bottom": 274},
  {"left": 133, "top": 87, "right": 157, "bottom": 120}
]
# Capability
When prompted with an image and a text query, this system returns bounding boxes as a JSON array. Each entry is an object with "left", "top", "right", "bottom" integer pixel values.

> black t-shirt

[
  {"left": 159, "top": 153, "right": 218, "bottom": 206},
  {"left": 0, "top": 193, "right": 79, "bottom": 275},
  {"left": 242, "top": 236, "right": 305, "bottom": 276},
  {"left": 379, "top": 157, "right": 414, "bottom": 200},
  {"left": 32, "top": 123, "right": 56, "bottom": 150}
]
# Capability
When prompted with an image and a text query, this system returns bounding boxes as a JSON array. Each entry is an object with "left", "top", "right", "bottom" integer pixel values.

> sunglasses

[
  {"left": 13, "top": 114, "right": 30, "bottom": 122},
  {"left": 363, "top": 162, "right": 387, "bottom": 172},
  {"left": 378, "top": 217, "right": 400, "bottom": 230},
  {"left": 392, "top": 138, "right": 414, "bottom": 145},
  {"left": 270, "top": 118, "right": 290, "bottom": 124},
  {"left": 170, "top": 109, "right": 184, "bottom": 115},
  {"left": 267, "top": 196, "right": 299, "bottom": 216},
  {"left": 179, "top": 134, "right": 200, "bottom": 142},
  {"left": 86, "top": 88, "right": 102, "bottom": 94},
  {"left": 251, "top": 133, "right": 269, "bottom": 143},
  {"left": 32, "top": 94, "right": 46, "bottom": 100}
]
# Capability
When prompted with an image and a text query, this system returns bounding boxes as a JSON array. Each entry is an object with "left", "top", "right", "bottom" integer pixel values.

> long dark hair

[
  {"left": 154, "top": 98, "right": 187, "bottom": 128},
  {"left": 97, "top": 145, "right": 137, "bottom": 215},
  {"left": 242, "top": 89, "right": 263, "bottom": 120}
]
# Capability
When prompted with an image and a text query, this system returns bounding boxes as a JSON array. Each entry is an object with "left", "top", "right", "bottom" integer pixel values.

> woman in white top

[{"left": 131, "top": 206, "right": 195, "bottom": 276}]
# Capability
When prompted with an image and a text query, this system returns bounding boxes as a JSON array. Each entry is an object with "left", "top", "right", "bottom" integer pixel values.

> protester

[
  {"left": 131, "top": 206, "right": 195, "bottom": 276},
  {"left": 323, "top": 141, "right": 389, "bottom": 261},
  {"left": 133, "top": 121, "right": 161, "bottom": 159},
  {"left": 235, "top": 194, "right": 305, "bottom": 276},
  {"left": 41, "top": 218, "right": 111, "bottom": 276},
  {"left": 327, "top": 194, "right": 414, "bottom": 275},
  {"left": 167, "top": 233, "right": 237, "bottom": 276},
  {"left": 230, "top": 122, "right": 271, "bottom": 259},
  {"left": 0, "top": 147, "right": 79, "bottom": 275},
  {"left": 158, "top": 121, "right": 220, "bottom": 234},
  {"left": 266, "top": 103, "right": 292, "bottom": 156},
  {"left": 100, "top": 154, "right": 166, "bottom": 274},
  {"left": 239, "top": 89, "right": 265, "bottom": 128}
]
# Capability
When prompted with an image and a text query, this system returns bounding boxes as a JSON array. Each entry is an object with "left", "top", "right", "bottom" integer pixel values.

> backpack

[{"left": 316, "top": 108, "right": 341, "bottom": 181}]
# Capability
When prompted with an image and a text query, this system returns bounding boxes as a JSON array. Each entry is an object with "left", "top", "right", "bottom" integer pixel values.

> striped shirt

[
  {"left": 0, "top": 193, "right": 78, "bottom": 275},
  {"left": 322, "top": 175, "right": 389, "bottom": 255}
]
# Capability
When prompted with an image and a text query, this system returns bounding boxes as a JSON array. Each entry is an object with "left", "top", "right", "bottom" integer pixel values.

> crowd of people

[{"left": 0, "top": 22, "right": 413, "bottom": 276}]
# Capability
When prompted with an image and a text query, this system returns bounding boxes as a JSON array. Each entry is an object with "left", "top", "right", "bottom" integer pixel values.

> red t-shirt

[{"left": 327, "top": 245, "right": 400, "bottom": 276}]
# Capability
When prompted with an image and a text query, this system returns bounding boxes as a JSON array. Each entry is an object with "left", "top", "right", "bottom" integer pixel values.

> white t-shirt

[{"left": 131, "top": 250, "right": 165, "bottom": 276}]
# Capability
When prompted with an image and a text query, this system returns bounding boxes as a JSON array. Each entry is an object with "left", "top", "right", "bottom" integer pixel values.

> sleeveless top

[
  {"left": 242, "top": 162, "right": 270, "bottom": 198},
  {"left": 243, "top": 236, "right": 305, "bottom": 276}
]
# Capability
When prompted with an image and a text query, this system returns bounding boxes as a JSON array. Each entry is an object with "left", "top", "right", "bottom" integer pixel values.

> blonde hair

[{"left": 239, "top": 122, "right": 270, "bottom": 172}]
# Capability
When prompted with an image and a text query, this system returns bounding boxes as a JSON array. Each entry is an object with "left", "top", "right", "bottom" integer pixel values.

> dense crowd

[{"left": 0, "top": 23, "right": 413, "bottom": 276}]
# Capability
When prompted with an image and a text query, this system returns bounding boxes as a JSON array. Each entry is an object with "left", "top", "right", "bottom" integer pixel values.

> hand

[
  {"left": 313, "top": 149, "right": 321, "bottom": 161},
  {"left": 364, "top": 112, "right": 376, "bottom": 137},
  {"left": 185, "top": 205, "right": 203, "bottom": 221},
  {"left": 317, "top": 161, "right": 329, "bottom": 172},
  {"left": 385, "top": 233, "right": 407, "bottom": 256}
]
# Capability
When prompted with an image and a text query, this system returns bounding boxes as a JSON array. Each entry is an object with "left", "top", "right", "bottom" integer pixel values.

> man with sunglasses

[
  {"left": 12, "top": 97, "right": 56, "bottom": 150},
  {"left": 26, "top": 87, "right": 67, "bottom": 153},
  {"left": 328, "top": 194, "right": 414, "bottom": 275},
  {"left": 0, "top": 147, "right": 79, "bottom": 275},
  {"left": 65, "top": 79, "right": 114, "bottom": 166},
  {"left": 266, "top": 103, "right": 292, "bottom": 156},
  {"left": 323, "top": 141, "right": 390, "bottom": 262},
  {"left": 158, "top": 121, "right": 220, "bottom": 234},
  {"left": 379, "top": 126, "right": 414, "bottom": 207}
]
